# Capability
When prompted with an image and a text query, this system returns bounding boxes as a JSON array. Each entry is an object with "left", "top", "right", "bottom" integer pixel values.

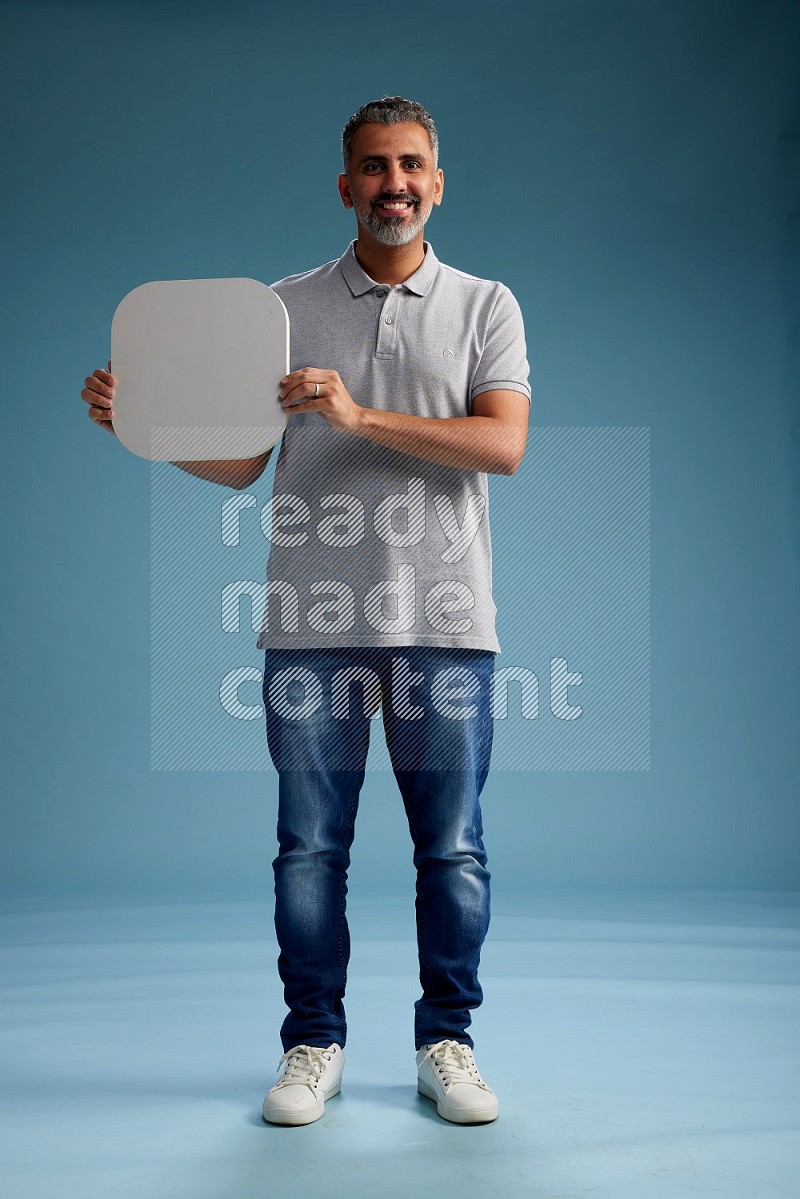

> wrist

[{"left": 352, "top": 402, "right": 374, "bottom": 438}]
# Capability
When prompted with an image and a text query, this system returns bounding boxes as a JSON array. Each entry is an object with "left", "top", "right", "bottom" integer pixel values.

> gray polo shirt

[{"left": 255, "top": 240, "right": 530, "bottom": 655}]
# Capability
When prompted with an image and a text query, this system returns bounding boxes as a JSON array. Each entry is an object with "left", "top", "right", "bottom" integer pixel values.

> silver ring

[{"left": 314, "top": 382, "right": 320, "bottom": 399}]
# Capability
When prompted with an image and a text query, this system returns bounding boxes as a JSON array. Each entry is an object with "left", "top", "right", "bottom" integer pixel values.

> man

[{"left": 82, "top": 96, "right": 530, "bottom": 1127}]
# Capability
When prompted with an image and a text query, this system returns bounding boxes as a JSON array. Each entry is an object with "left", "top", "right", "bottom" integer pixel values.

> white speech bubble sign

[{"left": 110, "top": 277, "right": 289, "bottom": 461}]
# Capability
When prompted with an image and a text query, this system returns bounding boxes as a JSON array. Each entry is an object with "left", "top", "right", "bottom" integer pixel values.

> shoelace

[
  {"left": 419, "top": 1039, "right": 490, "bottom": 1091},
  {"left": 273, "top": 1044, "right": 332, "bottom": 1091}
]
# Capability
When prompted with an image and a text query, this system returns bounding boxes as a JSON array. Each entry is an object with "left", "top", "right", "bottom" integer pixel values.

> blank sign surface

[{"left": 110, "top": 277, "right": 289, "bottom": 461}]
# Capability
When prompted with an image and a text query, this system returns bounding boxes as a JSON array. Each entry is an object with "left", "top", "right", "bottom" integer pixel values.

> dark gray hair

[{"left": 341, "top": 96, "right": 439, "bottom": 170}]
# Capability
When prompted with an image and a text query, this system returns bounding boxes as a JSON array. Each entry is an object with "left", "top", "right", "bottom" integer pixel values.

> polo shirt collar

[{"left": 339, "top": 239, "right": 439, "bottom": 297}]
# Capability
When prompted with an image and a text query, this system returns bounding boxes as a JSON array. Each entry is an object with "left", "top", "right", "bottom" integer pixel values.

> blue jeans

[{"left": 262, "top": 645, "right": 494, "bottom": 1052}]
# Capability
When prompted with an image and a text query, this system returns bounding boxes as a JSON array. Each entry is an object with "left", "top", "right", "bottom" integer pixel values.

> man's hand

[
  {"left": 279, "top": 368, "right": 528, "bottom": 474},
  {"left": 82, "top": 360, "right": 117, "bottom": 435},
  {"left": 280, "top": 368, "right": 364, "bottom": 434}
]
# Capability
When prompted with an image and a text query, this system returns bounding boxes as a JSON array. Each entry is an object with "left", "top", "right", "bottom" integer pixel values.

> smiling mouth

[{"left": 374, "top": 199, "right": 417, "bottom": 215}]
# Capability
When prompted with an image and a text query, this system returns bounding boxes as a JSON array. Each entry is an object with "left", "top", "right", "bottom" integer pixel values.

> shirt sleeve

[{"left": 470, "top": 284, "right": 531, "bottom": 405}]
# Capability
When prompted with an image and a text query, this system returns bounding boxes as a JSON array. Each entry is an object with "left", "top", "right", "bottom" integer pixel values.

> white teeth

[{"left": 380, "top": 202, "right": 411, "bottom": 211}]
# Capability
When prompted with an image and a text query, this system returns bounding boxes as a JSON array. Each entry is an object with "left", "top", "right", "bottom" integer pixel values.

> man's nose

[{"left": 386, "top": 166, "right": 409, "bottom": 194}]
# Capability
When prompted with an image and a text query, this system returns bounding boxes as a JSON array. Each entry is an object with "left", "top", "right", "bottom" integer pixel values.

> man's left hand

[{"left": 280, "top": 368, "right": 363, "bottom": 434}]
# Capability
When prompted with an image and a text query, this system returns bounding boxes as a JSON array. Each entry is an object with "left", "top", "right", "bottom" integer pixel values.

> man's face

[{"left": 338, "top": 121, "right": 444, "bottom": 247}]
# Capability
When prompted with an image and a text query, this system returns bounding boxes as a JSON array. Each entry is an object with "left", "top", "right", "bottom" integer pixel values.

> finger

[
  {"left": 87, "top": 377, "right": 112, "bottom": 398},
  {"left": 280, "top": 368, "right": 329, "bottom": 391},
  {"left": 88, "top": 404, "right": 114, "bottom": 425},
  {"left": 282, "top": 381, "right": 321, "bottom": 405},
  {"left": 281, "top": 367, "right": 321, "bottom": 381},
  {"left": 82, "top": 380, "right": 112, "bottom": 407},
  {"left": 87, "top": 370, "right": 115, "bottom": 393}
]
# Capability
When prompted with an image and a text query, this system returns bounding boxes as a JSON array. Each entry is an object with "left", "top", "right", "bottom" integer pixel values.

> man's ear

[
  {"left": 433, "top": 167, "right": 445, "bottom": 207},
  {"left": 338, "top": 172, "right": 353, "bottom": 209}
]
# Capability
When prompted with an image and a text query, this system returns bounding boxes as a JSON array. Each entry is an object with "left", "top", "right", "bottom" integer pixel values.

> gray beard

[{"left": 353, "top": 197, "right": 431, "bottom": 246}]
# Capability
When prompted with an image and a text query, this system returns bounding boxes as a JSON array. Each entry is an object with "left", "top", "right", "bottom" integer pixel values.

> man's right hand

[
  {"left": 80, "top": 359, "right": 272, "bottom": 488},
  {"left": 82, "top": 360, "right": 116, "bottom": 436}
]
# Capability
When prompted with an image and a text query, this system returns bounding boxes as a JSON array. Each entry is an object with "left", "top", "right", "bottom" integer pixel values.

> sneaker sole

[
  {"left": 262, "top": 1082, "right": 341, "bottom": 1126},
  {"left": 417, "top": 1078, "right": 499, "bottom": 1124}
]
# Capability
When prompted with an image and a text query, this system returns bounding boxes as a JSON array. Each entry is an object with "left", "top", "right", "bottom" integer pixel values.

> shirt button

[
  {"left": 375, "top": 289, "right": 387, "bottom": 297},
  {"left": 384, "top": 317, "right": 393, "bottom": 324}
]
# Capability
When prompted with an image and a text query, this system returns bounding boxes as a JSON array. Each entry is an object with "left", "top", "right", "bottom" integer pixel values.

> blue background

[{"left": 2, "top": 0, "right": 799, "bottom": 901}]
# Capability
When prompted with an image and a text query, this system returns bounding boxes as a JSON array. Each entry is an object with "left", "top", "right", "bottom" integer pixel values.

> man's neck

[{"left": 353, "top": 232, "right": 427, "bottom": 287}]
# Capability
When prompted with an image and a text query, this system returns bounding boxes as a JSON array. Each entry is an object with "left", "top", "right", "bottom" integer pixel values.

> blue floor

[{"left": 1, "top": 888, "right": 798, "bottom": 1198}]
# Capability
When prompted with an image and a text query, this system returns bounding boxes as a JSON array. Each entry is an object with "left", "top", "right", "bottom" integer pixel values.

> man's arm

[
  {"left": 279, "top": 369, "right": 530, "bottom": 475},
  {"left": 171, "top": 446, "right": 273, "bottom": 489},
  {"left": 355, "top": 389, "right": 529, "bottom": 475},
  {"left": 82, "top": 363, "right": 275, "bottom": 489}
]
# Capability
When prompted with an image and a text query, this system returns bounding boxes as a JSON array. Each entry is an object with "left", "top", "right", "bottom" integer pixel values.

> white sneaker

[
  {"left": 416, "top": 1039, "right": 499, "bottom": 1124},
  {"left": 262, "top": 1043, "right": 344, "bottom": 1126}
]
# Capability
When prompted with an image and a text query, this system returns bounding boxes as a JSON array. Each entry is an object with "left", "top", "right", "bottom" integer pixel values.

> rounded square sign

[{"left": 110, "top": 277, "right": 289, "bottom": 461}]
